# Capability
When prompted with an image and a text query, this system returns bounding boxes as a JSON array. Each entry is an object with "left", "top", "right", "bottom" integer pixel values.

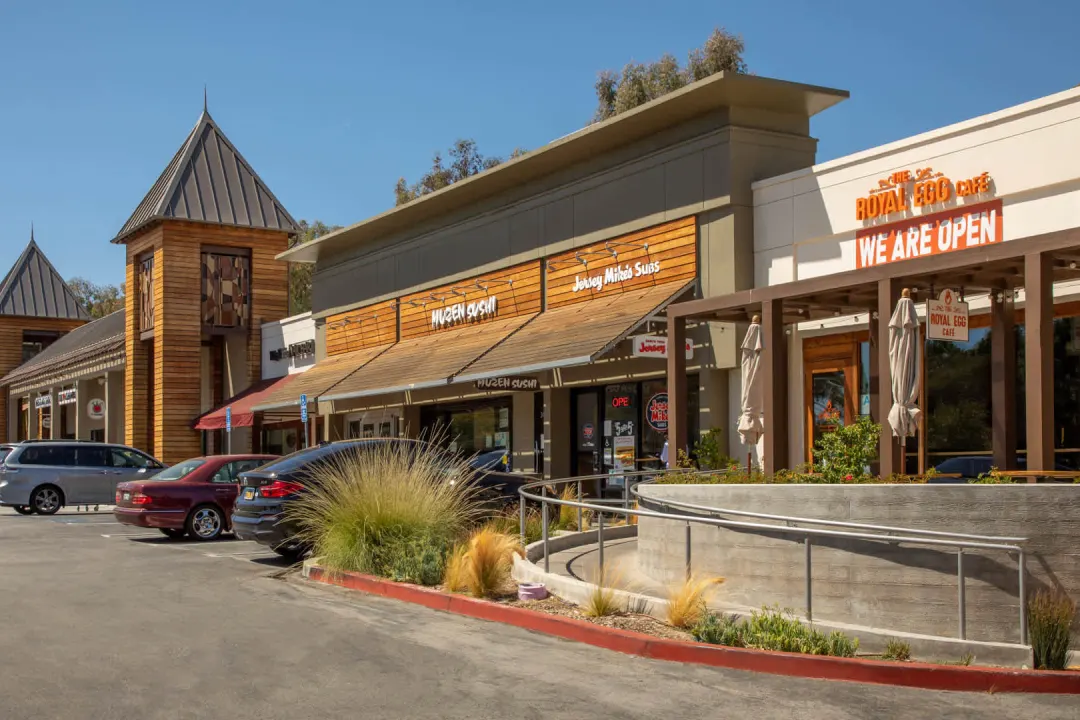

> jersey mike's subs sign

[{"left": 855, "top": 199, "right": 1003, "bottom": 269}]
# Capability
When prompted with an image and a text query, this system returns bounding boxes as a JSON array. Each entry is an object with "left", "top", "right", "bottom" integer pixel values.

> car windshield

[{"left": 150, "top": 459, "right": 205, "bottom": 481}]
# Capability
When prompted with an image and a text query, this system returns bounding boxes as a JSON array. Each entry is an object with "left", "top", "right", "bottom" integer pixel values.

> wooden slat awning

[
  {"left": 321, "top": 314, "right": 537, "bottom": 402},
  {"left": 252, "top": 344, "right": 391, "bottom": 411},
  {"left": 452, "top": 280, "right": 694, "bottom": 383}
]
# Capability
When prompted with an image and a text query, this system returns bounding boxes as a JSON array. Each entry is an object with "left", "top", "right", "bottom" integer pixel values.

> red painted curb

[{"left": 305, "top": 566, "right": 1080, "bottom": 694}]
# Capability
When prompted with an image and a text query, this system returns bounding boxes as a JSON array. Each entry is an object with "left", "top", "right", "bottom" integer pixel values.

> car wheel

[
  {"left": 12, "top": 505, "right": 34, "bottom": 515},
  {"left": 186, "top": 505, "right": 223, "bottom": 541},
  {"left": 159, "top": 528, "right": 186, "bottom": 540},
  {"left": 30, "top": 486, "right": 63, "bottom": 515}
]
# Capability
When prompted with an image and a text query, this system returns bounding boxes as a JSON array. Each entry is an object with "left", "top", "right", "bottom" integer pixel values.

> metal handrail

[
  {"left": 630, "top": 482, "right": 1030, "bottom": 544},
  {"left": 518, "top": 472, "right": 1029, "bottom": 645}
]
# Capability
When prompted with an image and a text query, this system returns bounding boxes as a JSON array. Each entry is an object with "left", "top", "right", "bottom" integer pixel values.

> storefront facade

[
  {"left": 670, "top": 84, "right": 1080, "bottom": 473},
  {"left": 273, "top": 72, "right": 849, "bottom": 479}
]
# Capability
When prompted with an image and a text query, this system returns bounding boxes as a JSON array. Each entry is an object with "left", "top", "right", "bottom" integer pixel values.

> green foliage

[
  {"left": 285, "top": 440, "right": 483, "bottom": 586},
  {"left": 882, "top": 639, "right": 912, "bottom": 662},
  {"left": 289, "top": 220, "right": 341, "bottom": 314},
  {"left": 394, "top": 139, "right": 527, "bottom": 206},
  {"left": 972, "top": 468, "right": 1014, "bottom": 484},
  {"left": 692, "top": 607, "right": 859, "bottom": 658},
  {"left": 67, "top": 277, "right": 125, "bottom": 319},
  {"left": 1028, "top": 590, "right": 1076, "bottom": 670},
  {"left": 692, "top": 428, "right": 735, "bottom": 471},
  {"left": 812, "top": 416, "right": 881, "bottom": 483},
  {"left": 593, "top": 28, "right": 747, "bottom": 122},
  {"left": 485, "top": 507, "right": 549, "bottom": 546}
]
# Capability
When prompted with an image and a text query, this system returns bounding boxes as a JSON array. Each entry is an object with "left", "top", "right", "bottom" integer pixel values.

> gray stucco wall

[
  {"left": 636, "top": 484, "right": 1080, "bottom": 646},
  {"left": 312, "top": 121, "right": 816, "bottom": 318}
]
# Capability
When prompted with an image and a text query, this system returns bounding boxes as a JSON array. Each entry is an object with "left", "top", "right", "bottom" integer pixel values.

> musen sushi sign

[{"left": 430, "top": 296, "right": 498, "bottom": 330}]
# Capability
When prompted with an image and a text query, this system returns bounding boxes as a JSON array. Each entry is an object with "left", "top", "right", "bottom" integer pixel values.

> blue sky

[{"left": 2, "top": 1, "right": 1077, "bottom": 286}]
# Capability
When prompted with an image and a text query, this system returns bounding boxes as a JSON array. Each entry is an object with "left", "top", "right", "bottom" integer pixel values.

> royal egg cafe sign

[
  {"left": 430, "top": 296, "right": 498, "bottom": 330},
  {"left": 926, "top": 289, "right": 969, "bottom": 342},
  {"left": 572, "top": 261, "right": 661, "bottom": 293},
  {"left": 854, "top": 167, "right": 1001, "bottom": 269}
]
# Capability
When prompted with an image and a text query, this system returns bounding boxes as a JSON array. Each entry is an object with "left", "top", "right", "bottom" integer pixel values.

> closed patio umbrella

[
  {"left": 887, "top": 289, "right": 922, "bottom": 461},
  {"left": 737, "top": 315, "right": 764, "bottom": 468}
]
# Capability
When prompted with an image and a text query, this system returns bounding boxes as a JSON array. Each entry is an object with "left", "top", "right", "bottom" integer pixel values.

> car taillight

[
  {"left": 115, "top": 490, "right": 122, "bottom": 504},
  {"left": 131, "top": 493, "right": 152, "bottom": 506},
  {"left": 258, "top": 480, "right": 303, "bottom": 499}
]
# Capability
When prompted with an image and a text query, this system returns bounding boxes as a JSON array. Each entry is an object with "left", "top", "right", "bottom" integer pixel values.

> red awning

[{"left": 193, "top": 374, "right": 298, "bottom": 431}]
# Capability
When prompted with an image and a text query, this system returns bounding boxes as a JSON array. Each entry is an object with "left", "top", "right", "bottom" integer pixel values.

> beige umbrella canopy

[
  {"left": 888, "top": 289, "right": 922, "bottom": 451},
  {"left": 737, "top": 316, "right": 764, "bottom": 452}
]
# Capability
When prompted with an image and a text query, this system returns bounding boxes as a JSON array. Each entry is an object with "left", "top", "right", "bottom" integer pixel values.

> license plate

[
  {"left": 244, "top": 488, "right": 255, "bottom": 500},
  {"left": 122, "top": 492, "right": 131, "bottom": 501}
]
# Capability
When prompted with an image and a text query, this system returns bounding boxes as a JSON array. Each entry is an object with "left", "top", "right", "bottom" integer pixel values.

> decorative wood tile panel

[
  {"left": 325, "top": 300, "right": 398, "bottom": 356},
  {"left": 546, "top": 218, "right": 697, "bottom": 310},
  {"left": 139, "top": 256, "right": 155, "bottom": 333},
  {"left": 201, "top": 252, "right": 251, "bottom": 328},
  {"left": 398, "top": 261, "right": 541, "bottom": 341}
]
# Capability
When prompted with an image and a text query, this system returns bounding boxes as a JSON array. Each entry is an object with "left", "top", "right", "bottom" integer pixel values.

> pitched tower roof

[
  {"left": 0, "top": 233, "right": 90, "bottom": 320},
  {"left": 112, "top": 109, "right": 299, "bottom": 243}
]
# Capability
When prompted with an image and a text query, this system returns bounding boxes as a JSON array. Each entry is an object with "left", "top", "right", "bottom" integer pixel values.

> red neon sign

[{"left": 611, "top": 396, "right": 632, "bottom": 408}]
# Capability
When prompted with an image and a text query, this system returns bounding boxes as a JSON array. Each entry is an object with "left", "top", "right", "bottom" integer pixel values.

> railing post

[
  {"left": 804, "top": 536, "right": 813, "bottom": 622},
  {"left": 1019, "top": 549, "right": 1028, "bottom": 645},
  {"left": 576, "top": 480, "right": 582, "bottom": 531},
  {"left": 957, "top": 548, "right": 966, "bottom": 640},
  {"left": 685, "top": 522, "right": 692, "bottom": 581},
  {"left": 597, "top": 510, "right": 605, "bottom": 578},
  {"left": 541, "top": 485, "right": 550, "bottom": 574},
  {"left": 519, "top": 494, "right": 526, "bottom": 546}
]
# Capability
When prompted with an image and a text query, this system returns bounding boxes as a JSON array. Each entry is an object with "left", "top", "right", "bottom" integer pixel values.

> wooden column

[
  {"left": 667, "top": 314, "right": 688, "bottom": 466},
  {"left": 762, "top": 299, "right": 787, "bottom": 474},
  {"left": 877, "top": 278, "right": 901, "bottom": 478},
  {"left": 1025, "top": 252, "right": 1054, "bottom": 473},
  {"left": 991, "top": 289, "right": 1017, "bottom": 471}
]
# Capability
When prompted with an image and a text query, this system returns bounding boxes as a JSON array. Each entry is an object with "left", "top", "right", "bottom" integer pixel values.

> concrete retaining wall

[{"left": 636, "top": 484, "right": 1080, "bottom": 646}]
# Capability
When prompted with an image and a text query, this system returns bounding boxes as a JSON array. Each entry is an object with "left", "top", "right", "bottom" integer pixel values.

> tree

[
  {"left": 394, "top": 139, "right": 527, "bottom": 206},
  {"left": 288, "top": 220, "right": 341, "bottom": 315},
  {"left": 593, "top": 28, "right": 747, "bottom": 122},
  {"left": 67, "top": 277, "right": 125, "bottom": 319}
]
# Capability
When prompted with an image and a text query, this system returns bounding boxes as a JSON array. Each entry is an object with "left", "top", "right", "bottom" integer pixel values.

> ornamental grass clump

[
  {"left": 583, "top": 565, "right": 625, "bottom": 618},
  {"left": 1028, "top": 589, "right": 1077, "bottom": 670},
  {"left": 692, "top": 606, "right": 858, "bottom": 658},
  {"left": 443, "top": 527, "right": 523, "bottom": 598},
  {"left": 285, "top": 440, "right": 483, "bottom": 586},
  {"left": 665, "top": 575, "right": 725, "bottom": 629}
]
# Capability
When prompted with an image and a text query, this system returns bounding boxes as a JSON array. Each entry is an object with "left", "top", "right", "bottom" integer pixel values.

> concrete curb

[{"left": 302, "top": 563, "right": 1080, "bottom": 695}]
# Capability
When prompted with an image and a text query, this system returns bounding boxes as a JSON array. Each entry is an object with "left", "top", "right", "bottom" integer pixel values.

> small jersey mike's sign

[{"left": 926, "top": 289, "right": 969, "bottom": 342}]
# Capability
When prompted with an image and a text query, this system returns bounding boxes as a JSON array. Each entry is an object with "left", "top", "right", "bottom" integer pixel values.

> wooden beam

[
  {"left": 991, "top": 288, "right": 1017, "bottom": 471},
  {"left": 1025, "top": 252, "right": 1054, "bottom": 474},
  {"left": 762, "top": 299, "right": 788, "bottom": 474}
]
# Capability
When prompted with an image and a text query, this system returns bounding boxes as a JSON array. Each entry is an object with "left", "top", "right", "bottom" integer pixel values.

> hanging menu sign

[
  {"left": 34, "top": 395, "right": 52, "bottom": 409},
  {"left": 926, "top": 289, "right": 969, "bottom": 342},
  {"left": 58, "top": 388, "right": 77, "bottom": 405}
]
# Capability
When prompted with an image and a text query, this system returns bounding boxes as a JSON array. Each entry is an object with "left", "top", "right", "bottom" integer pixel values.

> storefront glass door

[
  {"left": 807, "top": 366, "right": 854, "bottom": 464},
  {"left": 573, "top": 391, "right": 600, "bottom": 476}
]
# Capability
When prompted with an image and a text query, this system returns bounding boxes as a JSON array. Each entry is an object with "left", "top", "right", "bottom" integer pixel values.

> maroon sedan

[{"left": 113, "top": 455, "right": 276, "bottom": 541}]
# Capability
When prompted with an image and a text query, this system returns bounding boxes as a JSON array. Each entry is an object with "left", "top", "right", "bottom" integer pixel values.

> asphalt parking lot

[{"left": 0, "top": 507, "right": 1077, "bottom": 720}]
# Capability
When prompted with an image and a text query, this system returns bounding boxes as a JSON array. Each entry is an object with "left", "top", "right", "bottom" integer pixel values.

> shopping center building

[
  {"left": 262, "top": 72, "right": 849, "bottom": 482},
  {"left": 666, "top": 84, "right": 1080, "bottom": 475}
]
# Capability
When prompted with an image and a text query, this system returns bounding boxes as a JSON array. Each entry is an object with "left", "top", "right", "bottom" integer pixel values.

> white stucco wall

[
  {"left": 261, "top": 312, "right": 316, "bottom": 380},
  {"left": 753, "top": 85, "right": 1080, "bottom": 286}
]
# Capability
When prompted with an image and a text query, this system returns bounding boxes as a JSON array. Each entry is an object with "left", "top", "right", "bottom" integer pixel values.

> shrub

[
  {"left": 555, "top": 484, "right": 591, "bottom": 531},
  {"left": 972, "top": 468, "right": 1014, "bottom": 484},
  {"left": 812, "top": 416, "right": 881, "bottom": 483},
  {"left": 285, "top": 440, "right": 482, "bottom": 585},
  {"left": 692, "top": 606, "right": 859, "bottom": 658},
  {"left": 882, "top": 638, "right": 911, "bottom": 662},
  {"left": 583, "top": 565, "right": 624, "bottom": 618},
  {"left": 665, "top": 575, "right": 724, "bottom": 629},
  {"left": 483, "top": 507, "right": 548, "bottom": 546},
  {"left": 443, "top": 527, "right": 523, "bottom": 598},
  {"left": 693, "top": 428, "right": 734, "bottom": 471},
  {"left": 1028, "top": 589, "right": 1077, "bottom": 670}
]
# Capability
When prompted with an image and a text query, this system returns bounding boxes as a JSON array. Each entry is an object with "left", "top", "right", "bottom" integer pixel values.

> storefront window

[
  {"left": 811, "top": 369, "right": 846, "bottom": 450},
  {"left": 263, "top": 427, "right": 299, "bottom": 456},
  {"left": 604, "top": 383, "right": 639, "bottom": 476},
  {"left": 859, "top": 341, "right": 871, "bottom": 417},
  {"left": 423, "top": 399, "right": 511, "bottom": 457}
]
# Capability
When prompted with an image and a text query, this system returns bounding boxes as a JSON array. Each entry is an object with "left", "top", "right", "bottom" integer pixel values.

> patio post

[
  {"left": 1024, "top": 252, "right": 1054, "bottom": 475},
  {"left": 877, "top": 278, "right": 901, "bottom": 478},
  {"left": 667, "top": 313, "right": 688, "bottom": 467},
  {"left": 991, "top": 287, "right": 1017, "bottom": 471},
  {"left": 762, "top": 299, "right": 787, "bottom": 474}
]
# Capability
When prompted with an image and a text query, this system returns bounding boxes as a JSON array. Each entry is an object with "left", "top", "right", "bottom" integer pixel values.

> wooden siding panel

[
  {"left": 0, "top": 316, "right": 85, "bottom": 440},
  {"left": 124, "top": 225, "right": 162, "bottom": 452},
  {"left": 458, "top": 281, "right": 690, "bottom": 378},
  {"left": 545, "top": 218, "right": 696, "bottom": 309},
  {"left": 325, "top": 300, "right": 398, "bottom": 356}
]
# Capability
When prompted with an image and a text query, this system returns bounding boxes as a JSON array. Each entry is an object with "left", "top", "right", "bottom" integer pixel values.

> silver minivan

[{"left": 0, "top": 441, "right": 165, "bottom": 515}]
